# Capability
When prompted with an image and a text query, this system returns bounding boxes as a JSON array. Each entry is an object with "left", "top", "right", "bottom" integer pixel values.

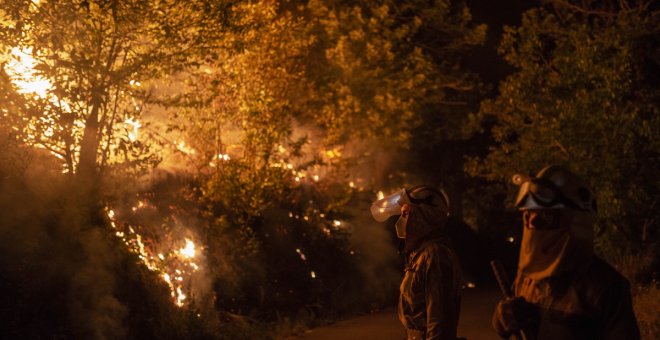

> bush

[{"left": 634, "top": 281, "right": 660, "bottom": 340}]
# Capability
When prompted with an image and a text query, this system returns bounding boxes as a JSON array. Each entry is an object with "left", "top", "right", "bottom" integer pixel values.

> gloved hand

[{"left": 491, "top": 297, "right": 536, "bottom": 338}]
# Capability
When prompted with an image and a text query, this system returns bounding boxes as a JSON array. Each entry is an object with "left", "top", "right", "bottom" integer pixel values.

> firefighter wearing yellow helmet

[
  {"left": 372, "top": 185, "right": 463, "bottom": 340},
  {"left": 492, "top": 165, "right": 640, "bottom": 339}
]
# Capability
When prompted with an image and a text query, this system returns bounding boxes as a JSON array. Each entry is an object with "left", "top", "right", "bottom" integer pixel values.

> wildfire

[
  {"left": 175, "top": 140, "right": 196, "bottom": 155},
  {"left": 325, "top": 148, "right": 342, "bottom": 159},
  {"left": 125, "top": 117, "right": 142, "bottom": 142},
  {"left": 179, "top": 239, "right": 196, "bottom": 259},
  {"left": 105, "top": 203, "right": 201, "bottom": 308},
  {"left": 5, "top": 47, "right": 52, "bottom": 98}
]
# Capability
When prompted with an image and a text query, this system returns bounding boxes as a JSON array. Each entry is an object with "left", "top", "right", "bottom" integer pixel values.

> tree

[
  {"left": 305, "top": 0, "right": 484, "bottom": 144},
  {"left": 0, "top": 0, "right": 232, "bottom": 192},
  {"left": 168, "top": 0, "right": 487, "bottom": 319},
  {"left": 467, "top": 0, "right": 659, "bottom": 256},
  {"left": 302, "top": 0, "right": 486, "bottom": 219}
]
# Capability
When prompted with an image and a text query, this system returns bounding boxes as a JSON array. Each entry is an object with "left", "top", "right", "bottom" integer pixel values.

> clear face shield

[
  {"left": 371, "top": 187, "right": 447, "bottom": 239},
  {"left": 370, "top": 189, "right": 408, "bottom": 222},
  {"left": 370, "top": 189, "right": 410, "bottom": 238}
]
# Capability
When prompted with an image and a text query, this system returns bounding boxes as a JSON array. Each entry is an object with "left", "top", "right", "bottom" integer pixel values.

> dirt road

[{"left": 286, "top": 286, "right": 501, "bottom": 340}]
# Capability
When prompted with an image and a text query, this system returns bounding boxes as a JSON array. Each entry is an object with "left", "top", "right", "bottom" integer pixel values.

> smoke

[
  {"left": 0, "top": 142, "right": 127, "bottom": 339},
  {"left": 67, "top": 227, "right": 128, "bottom": 340},
  {"left": 286, "top": 123, "right": 408, "bottom": 307},
  {"left": 115, "top": 168, "right": 224, "bottom": 312},
  {"left": 0, "top": 138, "right": 231, "bottom": 339},
  {"left": 345, "top": 197, "right": 401, "bottom": 305}
]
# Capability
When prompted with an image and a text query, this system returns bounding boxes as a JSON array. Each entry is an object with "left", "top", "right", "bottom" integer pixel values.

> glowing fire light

[
  {"left": 175, "top": 140, "right": 196, "bottom": 155},
  {"left": 179, "top": 239, "right": 196, "bottom": 259},
  {"left": 125, "top": 117, "right": 142, "bottom": 142},
  {"left": 310, "top": 271, "right": 316, "bottom": 279},
  {"left": 377, "top": 191, "right": 385, "bottom": 200},
  {"left": 325, "top": 148, "right": 342, "bottom": 158},
  {"left": 105, "top": 204, "right": 201, "bottom": 308},
  {"left": 176, "top": 287, "right": 186, "bottom": 306},
  {"left": 296, "top": 248, "right": 307, "bottom": 261},
  {"left": 5, "top": 47, "right": 52, "bottom": 98}
]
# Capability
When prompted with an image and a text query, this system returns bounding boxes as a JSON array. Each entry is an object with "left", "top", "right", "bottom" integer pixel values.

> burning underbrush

[
  {"left": 0, "top": 140, "right": 243, "bottom": 339},
  {"left": 0, "top": 137, "right": 403, "bottom": 339}
]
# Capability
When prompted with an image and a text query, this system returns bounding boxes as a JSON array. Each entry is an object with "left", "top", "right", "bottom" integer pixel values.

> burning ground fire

[{"left": 105, "top": 201, "right": 201, "bottom": 307}]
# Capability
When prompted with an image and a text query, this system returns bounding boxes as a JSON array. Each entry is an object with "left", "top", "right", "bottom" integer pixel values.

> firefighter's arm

[{"left": 424, "top": 255, "right": 453, "bottom": 340}]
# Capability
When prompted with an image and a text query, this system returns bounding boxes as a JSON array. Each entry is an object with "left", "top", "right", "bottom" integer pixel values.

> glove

[{"left": 491, "top": 297, "right": 536, "bottom": 338}]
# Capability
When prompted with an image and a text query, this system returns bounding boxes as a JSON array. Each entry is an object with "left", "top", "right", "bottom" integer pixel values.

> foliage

[
  {"left": 0, "top": 0, "right": 232, "bottom": 178},
  {"left": 0, "top": 135, "right": 236, "bottom": 339},
  {"left": 3, "top": 0, "right": 489, "bottom": 337},
  {"left": 466, "top": 0, "right": 659, "bottom": 257},
  {"left": 633, "top": 281, "right": 660, "bottom": 340},
  {"left": 611, "top": 247, "right": 659, "bottom": 340},
  {"left": 300, "top": 0, "right": 489, "bottom": 223},
  {"left": 305, "top": 0, "right": 486, "bottom": 148},
  {"left": 168, "top": 0, "right": 487, "bottom": 323}
]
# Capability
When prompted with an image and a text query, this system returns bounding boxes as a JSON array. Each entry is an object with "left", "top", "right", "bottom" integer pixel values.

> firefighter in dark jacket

[
  {"left": 372, "top": 185, "right": 463, "bottom": 340},
  {"left": 493, "top": 165, "right": 640, "bottom": 340}
]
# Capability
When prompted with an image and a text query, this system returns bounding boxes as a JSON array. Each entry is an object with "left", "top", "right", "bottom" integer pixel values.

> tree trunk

[{"left": 76, "top": 91, "right": 103, "bottom": 204}]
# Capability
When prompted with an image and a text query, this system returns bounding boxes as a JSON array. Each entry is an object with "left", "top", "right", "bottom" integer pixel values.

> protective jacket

[
  {"left": 495, "top": 165, "right": 640, "bottom": 339},
  {"left": 398, "top": 237, "right": 462, "bottom": 340},
  {"left": 512, "top": 256, "right": 640, "bottom": 340}
]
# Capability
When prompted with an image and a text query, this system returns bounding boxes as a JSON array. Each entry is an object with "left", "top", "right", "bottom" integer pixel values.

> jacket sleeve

[
  {"left": 600, "top": 280, "right": 641, "bottom": 340},
  {"left": 424, "top": 253, "right": 455, "bottom": 340}
]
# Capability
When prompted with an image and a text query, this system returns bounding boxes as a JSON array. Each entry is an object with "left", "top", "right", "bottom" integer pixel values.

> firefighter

[
  {"left": 492, "top": 165, "right": 640, "bottom": 339},
  {"left": 371, "top": 185, "right": 463, "bottom": 340}
]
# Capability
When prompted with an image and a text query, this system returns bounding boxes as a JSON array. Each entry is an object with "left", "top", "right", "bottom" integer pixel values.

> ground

[{"left": 287, "top": 286, "right": 501, "bottom": 340}]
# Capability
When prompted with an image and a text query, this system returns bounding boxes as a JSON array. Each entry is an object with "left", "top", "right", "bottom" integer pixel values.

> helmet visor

[{"left": 370, "top": 189, "right": 406, "bottom": 222}]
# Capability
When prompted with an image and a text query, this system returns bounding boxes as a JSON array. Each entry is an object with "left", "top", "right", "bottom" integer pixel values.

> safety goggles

[{"left": 514, "top": 176, "right": 577, "bottom": 210}]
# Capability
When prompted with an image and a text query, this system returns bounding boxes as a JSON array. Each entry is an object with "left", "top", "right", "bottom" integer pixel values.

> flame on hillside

[{"left": 105, "top": 200, "right": 202, "bottom": 307}]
